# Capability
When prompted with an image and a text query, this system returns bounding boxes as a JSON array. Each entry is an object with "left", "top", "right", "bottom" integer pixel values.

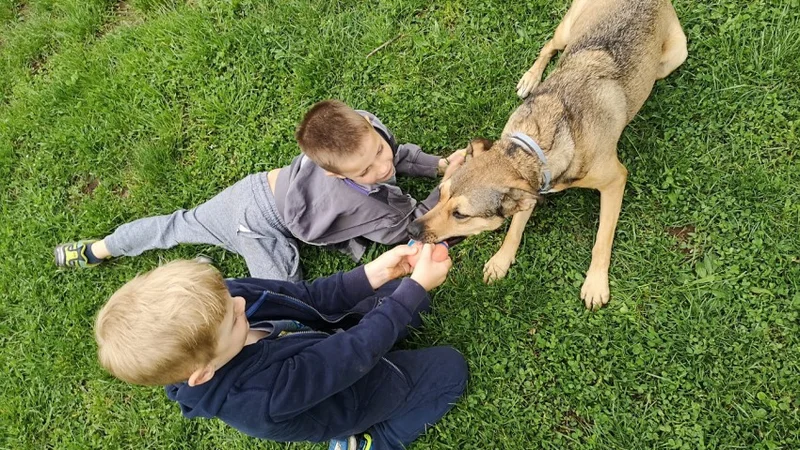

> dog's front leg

[
  {"left": 516, "top": 39, "right": 561, "bottom": 98},
  {"left": 484, "top": 207, "right": 534, "bottom": 283},
  {"left": 581, "top": 162, "right": 628, "bottom": 310},
  {"left": 516, "top": 0, "right": 591, "bottom": 98}
]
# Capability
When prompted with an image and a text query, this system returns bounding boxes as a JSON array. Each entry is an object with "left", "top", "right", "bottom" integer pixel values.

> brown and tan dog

[{"left": 408, "top": 0, "right": 687, "bottom": 309}]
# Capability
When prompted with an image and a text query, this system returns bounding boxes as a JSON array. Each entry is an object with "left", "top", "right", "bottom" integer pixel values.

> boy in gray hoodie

[{"left": 55, "top": 100, "right": 465, "bottom": 280}]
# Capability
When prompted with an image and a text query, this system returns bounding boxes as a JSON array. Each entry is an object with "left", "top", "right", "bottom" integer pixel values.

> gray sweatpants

[{"left": 104, "top": 173, "right": 301, "bottom": 281}]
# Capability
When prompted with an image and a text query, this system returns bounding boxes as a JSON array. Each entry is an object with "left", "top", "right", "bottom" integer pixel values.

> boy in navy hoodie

[{"left": 95, "top": 243, "right": 467, "bottom": 450}]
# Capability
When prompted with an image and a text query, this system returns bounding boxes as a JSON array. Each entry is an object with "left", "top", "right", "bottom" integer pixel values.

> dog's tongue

[{"left": 443, "top": 236, "right": 465, "bottom": 247}]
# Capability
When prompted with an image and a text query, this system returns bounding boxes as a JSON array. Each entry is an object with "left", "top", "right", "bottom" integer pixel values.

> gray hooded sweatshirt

[{"left": 273, "top": 111, "right": 442, "bottom": 261}]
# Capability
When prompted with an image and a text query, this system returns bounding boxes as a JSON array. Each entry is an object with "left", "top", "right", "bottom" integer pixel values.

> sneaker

[
  {"left": 328, "top": 433, "right": 372, "bottom": 450},
  {"left": 54, "top": 240, "right": 103, "bottom": 268}
]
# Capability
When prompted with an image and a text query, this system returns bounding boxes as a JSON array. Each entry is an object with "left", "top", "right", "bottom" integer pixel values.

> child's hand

[
  {"left": 411, "top": 244, "right": 453, "bottom": 291},
  {"left": 447, "top": 148, "right": 467, "bottom": 162},
  {"left": 406, "top": 240, "right": 449, "bottom": 267},
  {"left": 364, "top": 245, "right": 419, "bottom": 289},
  {"left": 441, "top": 149, "right": 467, "bottom": 180}
]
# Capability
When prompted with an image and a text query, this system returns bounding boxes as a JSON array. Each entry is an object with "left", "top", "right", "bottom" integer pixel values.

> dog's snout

[{"left": 407, "top": 221, "right": 424, "bottom": 239}]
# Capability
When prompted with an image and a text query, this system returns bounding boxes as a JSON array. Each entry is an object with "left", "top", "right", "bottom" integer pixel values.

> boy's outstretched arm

[
  {"left": 358, "top": 109, "right": 460, "bottom": 178},
  {"left": 268, "top": 278, "right": 426, "bottom": 421},
  {"left": 232, "top": 246, "right": 418, "bottom": 314},
  {"left": 267, "top": 245, "right": 450, "bottom": 422},
  {"left": 393, "top": 142, "right": 444, "bottom": 178},
  {"left": 394, "top": 143, "right": 467, "bottom": 178}
]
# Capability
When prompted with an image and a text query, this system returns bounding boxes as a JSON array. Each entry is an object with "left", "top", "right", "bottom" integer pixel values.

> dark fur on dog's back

[{"left": 566, "top": 0, "right": 661, "bottom": 71}]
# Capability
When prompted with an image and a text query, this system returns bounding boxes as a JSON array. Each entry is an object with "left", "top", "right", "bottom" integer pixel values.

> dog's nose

[{"left": 407, "top": 221, "right": 424, "bottom": 239}]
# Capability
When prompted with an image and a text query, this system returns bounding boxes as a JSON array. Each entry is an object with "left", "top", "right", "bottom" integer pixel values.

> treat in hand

[{"left": 406, "top": 239, "right": 449, "bottom": 267}]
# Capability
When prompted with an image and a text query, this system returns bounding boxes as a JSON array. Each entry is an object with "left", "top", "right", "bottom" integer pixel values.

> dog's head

[{"left": 408, "top": 138, "right": 538, "bottom": 243}]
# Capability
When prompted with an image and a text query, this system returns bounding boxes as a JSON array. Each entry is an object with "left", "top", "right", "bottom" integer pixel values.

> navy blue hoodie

[{"left": 165, "top": 266, "right": 429, "bottom": 442}]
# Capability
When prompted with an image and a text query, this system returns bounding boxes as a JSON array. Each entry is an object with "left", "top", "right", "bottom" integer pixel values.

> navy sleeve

[
  {"left": 293, "top": 266, "right": 376, "bottom": 312},
  {"left": 231, "top": 267, "right": 376, "bottom": 314},
  {"left": 266, "top": 278, "right": 429, "bottom": 421}
]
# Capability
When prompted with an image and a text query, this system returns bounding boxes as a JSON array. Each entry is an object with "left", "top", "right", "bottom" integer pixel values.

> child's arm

[
  {"left": 394, "top": 144, "right": 466, "bottom": 178},
  {"left": 267, "top": 245, "right": 450, "bottom": 422},
  {"left": 235, "top": 246, "right": 418, "bottom": 313},
  {"left": 393, "top": 142, "right": 444, "bottom": 178},
  {"left": 268, "top": 279, "right": 425, "bottom": 421},
  {"left": 357, "top": 110, "right": 445, "bottom": 178},
  {"left": 235, "top": 267, "right": 375, "bottom": 314}
]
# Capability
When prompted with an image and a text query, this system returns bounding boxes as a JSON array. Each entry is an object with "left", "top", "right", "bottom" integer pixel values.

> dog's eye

[{"left": 453, "top": 211, "right": 469, "bottom": 220}]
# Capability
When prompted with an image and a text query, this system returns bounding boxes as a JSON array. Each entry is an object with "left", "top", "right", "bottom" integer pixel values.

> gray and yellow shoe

[
  {"left": 329, "top": 433, "right": 372, "bottom": 450},
  {"left": 54, "top": 240, "right": 104, "bottom": 268}
]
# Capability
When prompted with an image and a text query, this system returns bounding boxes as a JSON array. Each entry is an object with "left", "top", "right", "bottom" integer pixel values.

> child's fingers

[
  {"left": 418, "top": 243, "right": 434, "bottom": 261},
  {"left": 435, "top": 256, "right": 452, "bottom": 272},
  {"left": 394, "top": 244, "right": 418, "bottom": 257},
  {"left": 449, "top": 152, "right": 466, "bottom": 165},
  {"left": 443, "top": 155, "right": 466, "bottom": 179}
]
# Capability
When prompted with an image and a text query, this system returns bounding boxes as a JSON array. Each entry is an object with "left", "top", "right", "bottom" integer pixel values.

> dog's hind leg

[
  {"left": 656, "top": 6, "right": 687, "bottom": 79},
  {"left": 516, "top": 0, "right": 591, "bottom": 98},
  {"left": 484, "top": 207, "right": 534, "bottom": 283},
  {"left": 577, "top": 158, "right": 628, "bottom": 310}
]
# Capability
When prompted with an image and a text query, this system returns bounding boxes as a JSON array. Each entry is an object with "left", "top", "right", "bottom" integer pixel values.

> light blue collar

[{"left": 509, "top": 131, "right": 552, "bottom": 194}]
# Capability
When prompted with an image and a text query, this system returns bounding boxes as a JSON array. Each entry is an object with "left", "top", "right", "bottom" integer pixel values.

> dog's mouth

[{"left": 443, "top": 236, "right": 466, "bottom": 247}]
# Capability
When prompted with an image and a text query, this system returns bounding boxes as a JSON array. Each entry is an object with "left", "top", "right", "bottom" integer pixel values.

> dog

[{"left": 408, "top": 0, "right": 687, "bottom": 310}]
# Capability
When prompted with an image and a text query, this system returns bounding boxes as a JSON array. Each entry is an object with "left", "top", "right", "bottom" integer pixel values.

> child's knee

[{"left": 431, "top": 346, "right": 469, "bottom": 396}]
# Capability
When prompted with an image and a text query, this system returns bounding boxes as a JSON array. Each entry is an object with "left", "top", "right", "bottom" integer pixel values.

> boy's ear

[
  {"left": 465, "top": 138, "right": 494, "bottom": 161},
  {"left": 324, "top": 170, "right": 346, "bottom": 179},
  {"left": 188, "top": 364, "right": 216, "bottom": 387}
]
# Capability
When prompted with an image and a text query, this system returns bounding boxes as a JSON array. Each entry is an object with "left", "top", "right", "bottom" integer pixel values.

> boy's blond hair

[
  {"left": 295, "top": 99, "right": 373, "bottom": 172},
  {"left": 95, "top": 260, "right": 229, "bottom": 386}
]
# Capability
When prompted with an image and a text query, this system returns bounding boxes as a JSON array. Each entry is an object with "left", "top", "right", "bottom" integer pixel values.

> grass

[{"left": 0, "top": 0, "right": 798, "bottom": 448}]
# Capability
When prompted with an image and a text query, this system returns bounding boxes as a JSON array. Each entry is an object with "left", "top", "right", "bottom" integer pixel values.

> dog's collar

[{"left": 509, "top": 132, "right": 552, "bottom": 194}]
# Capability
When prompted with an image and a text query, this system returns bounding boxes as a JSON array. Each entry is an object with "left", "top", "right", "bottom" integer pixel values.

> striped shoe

[{"left": 54, "top": 240, "right": 104, "bottom": 268}]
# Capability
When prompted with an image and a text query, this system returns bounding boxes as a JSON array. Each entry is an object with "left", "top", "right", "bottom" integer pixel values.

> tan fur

[{"left": 409, "top": 0, "right": 687, "bottom": 310}]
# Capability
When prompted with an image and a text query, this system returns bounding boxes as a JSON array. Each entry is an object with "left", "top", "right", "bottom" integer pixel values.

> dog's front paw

[
  {"left": 580, "top": 271, "right": 610, "bottom": 311},
  {"left": 483, "top": 254, "right": 513, "bottom": 284},
  {"left": 516, "top": 71, "right": 540, "bottom": 98}
]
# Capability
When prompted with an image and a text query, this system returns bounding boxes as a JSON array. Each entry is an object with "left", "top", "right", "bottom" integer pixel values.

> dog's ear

[
  {"left": 465, "top": 138, "right": 494, "bottom": 161},
  {"left": 500, "top": 188, "right": 537, "bottom": 216}
]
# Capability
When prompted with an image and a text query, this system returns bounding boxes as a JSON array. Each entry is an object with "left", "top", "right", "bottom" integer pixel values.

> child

[
  {"left": 55, "top": 99, "right": 465, "bottom": 281},
  {"left": 95, "top": 244, "right": 468, "bottom": 450}
]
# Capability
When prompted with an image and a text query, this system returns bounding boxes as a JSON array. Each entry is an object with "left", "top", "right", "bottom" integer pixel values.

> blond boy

[{"left": 96, "top": 244, "right": 467, "bottom": 450}]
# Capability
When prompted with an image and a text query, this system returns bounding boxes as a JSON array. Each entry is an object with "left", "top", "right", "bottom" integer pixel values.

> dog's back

[{"left": 556, "top": 0, "right": 676, "bottom": 116}]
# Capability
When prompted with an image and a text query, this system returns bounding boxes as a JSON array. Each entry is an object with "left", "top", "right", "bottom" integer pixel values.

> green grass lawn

[{"left": 1, "top": 0, "right": 798, "bottom": 448}]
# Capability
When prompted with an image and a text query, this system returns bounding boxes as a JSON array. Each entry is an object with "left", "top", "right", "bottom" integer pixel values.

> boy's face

[
  {"left": 213, "top": 295, "right": 249, "bottom": 366},
  {"left": 327, "top": 120, "right": 395, "bottom": 185}
]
